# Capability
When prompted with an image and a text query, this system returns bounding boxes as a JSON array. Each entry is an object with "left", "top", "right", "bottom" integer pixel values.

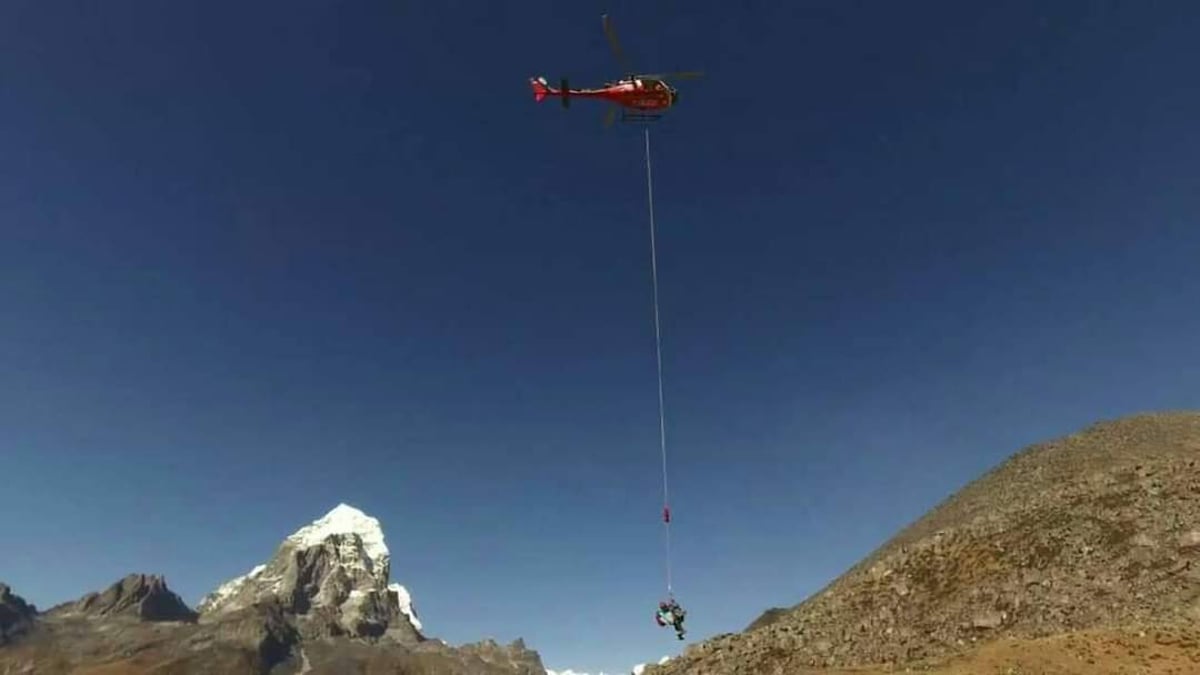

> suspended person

[{"left": 655, "top": 598, "right": 687, "bottom": 640}]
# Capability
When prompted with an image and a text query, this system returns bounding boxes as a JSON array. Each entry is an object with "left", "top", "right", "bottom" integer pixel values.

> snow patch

[
  {"left": 388, "top": 583, "right": 422, "bottom": 631},
  {"left": 550, "top": 654, "right": 669, "bottom": 675},
  {"left": 631, "top": 656, "right": 670, "bottom": 675},
  {"left": 548, "top": 665, "right": 668, "bottom": 675},
  {"left": 201, "top": 563, "right": 268, "bottom": 609}
]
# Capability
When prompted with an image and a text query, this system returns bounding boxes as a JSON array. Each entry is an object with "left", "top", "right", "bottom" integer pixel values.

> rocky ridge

[
  {"left": 648, "top": 411, "right": 1200, "bottom": 674},
  {"left": 48, "top": 573, "right": 197, "bottom": 622}
]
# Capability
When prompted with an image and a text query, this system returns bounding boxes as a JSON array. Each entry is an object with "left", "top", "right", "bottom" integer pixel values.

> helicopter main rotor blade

[
  {"left": 601, "top": 14, "right": 633, "bottom": 75},
  {"left": 639, "top": 71, "right": 705, "bottom": 81}
]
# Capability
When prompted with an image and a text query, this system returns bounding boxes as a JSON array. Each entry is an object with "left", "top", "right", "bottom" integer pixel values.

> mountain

[
  {"left": 648, "top": 411, "right": 1200, "bottom": 674},
  {"left": 198, "top": 502, "right": 423, "bottom": 643},
  {"left": 47, "top": 573, "right": 197, "bottom": 622},
  {"left": 0, "top": 503, "right": 545, "bottom": 674}
]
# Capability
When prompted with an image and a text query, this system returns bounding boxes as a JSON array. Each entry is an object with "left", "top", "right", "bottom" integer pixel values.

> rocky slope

[
  {"left": 0, "top": 503, "right": 546, "bottom": 674},
  {"left": 649, "top": 411, "right": 1200, "bottom": 674},
  {"left": 724, "top": 625, "right": 1200, "bottom": 675}
]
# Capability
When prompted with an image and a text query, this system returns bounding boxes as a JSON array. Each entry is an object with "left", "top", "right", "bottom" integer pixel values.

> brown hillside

[
  {"left": 796, "top": 625, "right": 1200, "bottom": 675},
  {"left": 650, "top": 411, "right": 1200, "bottom": 674}
]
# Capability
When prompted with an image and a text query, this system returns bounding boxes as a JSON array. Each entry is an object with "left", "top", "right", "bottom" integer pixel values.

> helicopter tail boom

[{"left": 530, "top": 77, "right": 573, "bottom": 108}]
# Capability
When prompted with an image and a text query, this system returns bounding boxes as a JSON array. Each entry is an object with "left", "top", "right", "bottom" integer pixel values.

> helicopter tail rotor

[{"left": 530, "top": 77, "right": 550, "bottom": 103}]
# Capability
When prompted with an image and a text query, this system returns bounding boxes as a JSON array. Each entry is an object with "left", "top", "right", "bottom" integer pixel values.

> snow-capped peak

[
  {"left": 200, "top": 502, "right": 424, "bottom": 638},
  {"left": 287, "top": 503, "right": 389, "bottom": 563}
]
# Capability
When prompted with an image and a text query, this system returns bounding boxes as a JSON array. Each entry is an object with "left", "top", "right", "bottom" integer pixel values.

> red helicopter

[{"left": 530, "top": 14, "right": 703, "bottom": 127}]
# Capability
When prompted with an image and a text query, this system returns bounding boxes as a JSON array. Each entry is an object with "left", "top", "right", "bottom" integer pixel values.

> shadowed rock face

[
  {"left": 0, "top": 583, "right": 36, "bottom": 645},
  {"left": 650, "top": 411, "right": 1200, "bottom": 674},
  {"left": 50, "top": 573, "right": 198, "bottom": 622}
]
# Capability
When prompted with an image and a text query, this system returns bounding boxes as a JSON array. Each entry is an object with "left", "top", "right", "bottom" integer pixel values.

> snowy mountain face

[
  {"left": 198, "top": 503, "right": 422, "bottom": 640},
  {"left": 387, "top": 581, "right": 421, "bottom": 631}
]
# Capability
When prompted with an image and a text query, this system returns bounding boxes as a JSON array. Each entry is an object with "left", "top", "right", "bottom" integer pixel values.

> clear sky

[{"left": 3, "top": 1, "right": 1199, "bottom": 673}]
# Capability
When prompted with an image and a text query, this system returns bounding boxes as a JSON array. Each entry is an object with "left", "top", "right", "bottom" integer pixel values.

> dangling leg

[{"left": 671, "top": 603, "right": 686, "bottom": 640}]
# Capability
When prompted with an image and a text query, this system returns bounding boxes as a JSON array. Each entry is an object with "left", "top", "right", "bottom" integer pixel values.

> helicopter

[{"left": 529, "top": 14, "right": 703, "bottom": 127}]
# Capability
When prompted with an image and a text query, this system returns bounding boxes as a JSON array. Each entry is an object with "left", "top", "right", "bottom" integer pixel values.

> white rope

[{"left": 644, "top": 127, "right": 673, "bottom": 596}]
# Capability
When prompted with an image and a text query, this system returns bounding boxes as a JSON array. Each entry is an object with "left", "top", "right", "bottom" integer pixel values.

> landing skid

[
  {"left": 602, "top": 107, "right": 666, "bottom": 129},
  {"left": 621, "top": 112, "right": 663, "bottom": 124}
]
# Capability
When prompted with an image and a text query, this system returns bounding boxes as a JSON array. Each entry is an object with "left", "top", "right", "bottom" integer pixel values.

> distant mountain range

[{"left": 0, "top": 503, "right": 546, "bottom": 674}]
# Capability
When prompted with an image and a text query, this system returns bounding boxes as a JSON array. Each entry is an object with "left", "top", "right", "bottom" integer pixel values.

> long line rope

[{"left": 644, "top": 127, "right": 673, "bottom": 597}]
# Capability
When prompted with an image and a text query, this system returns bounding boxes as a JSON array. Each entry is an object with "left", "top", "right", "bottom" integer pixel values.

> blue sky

[{"left": 2, "top": 1, "right": 1199, "bottom": 672}]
